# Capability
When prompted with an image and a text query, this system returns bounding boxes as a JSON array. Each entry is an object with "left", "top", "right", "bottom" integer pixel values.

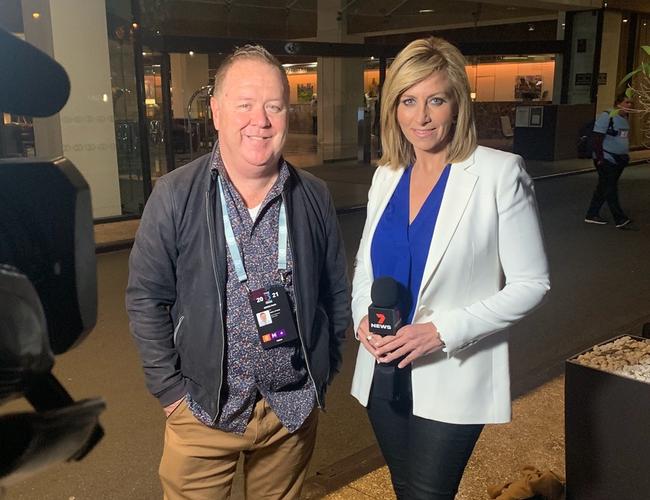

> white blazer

[{"left": 350, "top": 146, "right": 550, "bottom": 424}]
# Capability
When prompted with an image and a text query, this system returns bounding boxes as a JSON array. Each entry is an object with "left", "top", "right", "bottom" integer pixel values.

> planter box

[{"left": 565, "top": 335, "right": 650, "bottom": 500}]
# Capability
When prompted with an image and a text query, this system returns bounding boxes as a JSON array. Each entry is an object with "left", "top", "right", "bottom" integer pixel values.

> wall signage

[
  {"left": 515, "top": 106, "right": 544, "bottom": 128},
  {"left": 577, "top": 39, "right": 587, "bottom": 53}
]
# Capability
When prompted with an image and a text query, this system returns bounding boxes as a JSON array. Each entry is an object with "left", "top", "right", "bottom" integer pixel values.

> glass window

[{"left": 108, "top": 8, "right": 146, "bottom": 215}]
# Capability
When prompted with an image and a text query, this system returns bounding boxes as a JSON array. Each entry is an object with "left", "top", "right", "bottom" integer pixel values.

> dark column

[
  {"left": 130, "top": 0, "right": 153, "bottom": 205},
  {"left": 161, "top": 52, "right": 175, "bottom": 172},
  {"left": 624, "top": 13, "right": 639, "bottom": 74},
  {"left": 590, "top": 9, "right": 604, "bottom": 103},
  {"left": 561, "top": 12, "right": 575, "bottom": 105}
]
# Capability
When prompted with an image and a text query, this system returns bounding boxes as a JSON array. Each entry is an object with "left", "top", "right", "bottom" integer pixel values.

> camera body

[{"left": 0, "top": 26, "right": 105, "bottom": 488}]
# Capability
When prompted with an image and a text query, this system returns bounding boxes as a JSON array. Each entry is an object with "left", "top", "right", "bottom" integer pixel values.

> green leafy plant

[{"left": 616, "top": 45, "right": 650, "bottom": 144}]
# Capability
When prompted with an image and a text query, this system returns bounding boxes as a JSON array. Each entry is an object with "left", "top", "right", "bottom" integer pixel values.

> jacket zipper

[
  {"left": 282, "top": 192, "right": 322, "bottom": 409},
  {"left": 173, "top": 315, "right": 185, "bottom": 345},
  {"left": 206, "top": 187, "right": 225, "bottom": 421}
]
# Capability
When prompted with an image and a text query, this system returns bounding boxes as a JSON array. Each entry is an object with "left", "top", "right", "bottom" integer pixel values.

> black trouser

[
  {"left": 367, "top": 390, "right": 483, "bottom": 500},
  {"left": 586, "top": 159, "right": 628, "bottom": 224}
]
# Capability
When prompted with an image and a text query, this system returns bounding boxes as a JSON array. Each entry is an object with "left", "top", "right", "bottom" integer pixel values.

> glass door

[
  {"left": 109, "top": 27, "right": 145, "bottom": 215},
  {"left": 283, "top": 58, "right": 319, "bottom": 167},
  {"left": 142, "top": 51, "right": 174, "bottom": 184},
  {"left": 146, "top": 45, "right": 384, "bottom": 176}
]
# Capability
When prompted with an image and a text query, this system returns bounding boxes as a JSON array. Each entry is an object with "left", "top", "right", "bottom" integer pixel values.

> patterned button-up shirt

[{"left": 187, "top": 146, "right": 316, "bottom": 433}]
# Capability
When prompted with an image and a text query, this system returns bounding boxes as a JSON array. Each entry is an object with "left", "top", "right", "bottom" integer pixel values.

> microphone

[
  {"left": 368, "top": 276, "right": 403, "bottom": 336},
  {"left": 0, "top": 27, "right": 70, "bottom": 117},
  {"left": 368, "top": 277, "right": 409, "bottom": 399}
]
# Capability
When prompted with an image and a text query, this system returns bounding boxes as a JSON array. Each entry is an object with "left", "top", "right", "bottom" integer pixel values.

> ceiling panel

[{"left": 143, "top": 0, "right": 566, "bottom": 38}]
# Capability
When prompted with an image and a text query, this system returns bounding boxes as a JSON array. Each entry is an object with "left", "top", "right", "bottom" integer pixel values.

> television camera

[{"left": 0, "top": 26, "right": 105, "bottom": 491}]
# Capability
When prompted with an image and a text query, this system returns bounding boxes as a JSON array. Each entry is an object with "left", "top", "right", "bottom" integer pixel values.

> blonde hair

[
  {"left": 379, "top": 37, "right": 477, "bottom": 168},
  {"left": 212, "top": 44, "right": 289, "bottom": 100}
]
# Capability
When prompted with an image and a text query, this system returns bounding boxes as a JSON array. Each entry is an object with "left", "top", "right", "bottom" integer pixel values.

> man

[
  {"left": 585, "top": 93, "right": 634, "bottom": 229},
  {"left": 256, "top": 309, "right": 271, "bottom": 327},
  {"left": 126, "top": 45, "right": 350, "bottom": 499},
  {"left": 310, "top": 94, "right": 318, "bottom": 135}
]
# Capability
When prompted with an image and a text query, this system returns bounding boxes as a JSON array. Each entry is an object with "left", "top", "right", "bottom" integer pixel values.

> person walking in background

[
  {"left": 126, "top": 45, "right": 350, "bottom": 499},
  {"left": 311, "top": 94, "right": 318, "bottom": 135},
  {"left": 585, "top": 93, "right": 634, "bottom": 228},
  {"left": 350, "top": 37, "right": 550, "bottom": 500}
]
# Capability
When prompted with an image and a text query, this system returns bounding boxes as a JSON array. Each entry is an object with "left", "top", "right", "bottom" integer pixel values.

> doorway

[{"left": 139, "top": 37, "right": 388, "bottom": 185}]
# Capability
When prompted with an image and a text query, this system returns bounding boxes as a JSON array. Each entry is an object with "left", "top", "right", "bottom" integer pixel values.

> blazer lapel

[{"left": 419, "top": 154, "right": 478, "bottom": 293}]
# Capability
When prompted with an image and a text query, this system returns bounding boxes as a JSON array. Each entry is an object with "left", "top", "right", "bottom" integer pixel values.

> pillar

[
  {"left": 566, "top": 10, "right": 600, "bottom": 105},
  {"left": 316, "top": 0, "right": 365, "bottom": 161},
  {"left": 22, "top": 0, "right": 122, "bottom": 218},
  {"left": 596, "top": 10, "right": 623, "bottom": 113},
  {"left": 552, "top": 12, "right": 566, "bottom": 104}
]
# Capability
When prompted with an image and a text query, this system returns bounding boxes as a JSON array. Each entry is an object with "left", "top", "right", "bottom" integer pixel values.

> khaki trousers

[{"left": 159, "top": 398, "right": 318, "bottom": 500}]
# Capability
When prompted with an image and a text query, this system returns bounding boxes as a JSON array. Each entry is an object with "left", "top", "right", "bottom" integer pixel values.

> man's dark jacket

[{"left": 126, "top": 153, "right": 351, "bottom": 420}]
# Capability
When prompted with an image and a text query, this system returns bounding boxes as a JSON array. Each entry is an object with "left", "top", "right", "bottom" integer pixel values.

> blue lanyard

[{"left": 217, "top": 176, "right": 288, "bottom": 286}]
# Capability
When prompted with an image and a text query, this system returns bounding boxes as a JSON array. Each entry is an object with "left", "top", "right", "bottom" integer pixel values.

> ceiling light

[
  {"left": 419, "top": 9, "right": 434, "bottom": 14},
  {"left": 623, "top": 18, "right": 628, "bottom": 23},
  {"left": 132, "top": 22, "right": 139, "bottom": 29},
  {"left": 32, "top": 12, "right": 40, "bottom": 19},
  {"left": 283, "top": 63, "right": 316, "bottom": 68},
  {"left": 528, "top": 24, "right": 535, "bottom": 31}
]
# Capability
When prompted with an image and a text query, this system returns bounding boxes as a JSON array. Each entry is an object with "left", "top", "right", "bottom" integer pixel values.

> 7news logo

[{"left": 370, "top": 311, "right": 391, "bottom": 331}]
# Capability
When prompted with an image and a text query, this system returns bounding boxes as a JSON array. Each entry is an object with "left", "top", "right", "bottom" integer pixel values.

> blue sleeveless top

[{"left": 371, "top": 164, "right": 451, "bottom": 324}]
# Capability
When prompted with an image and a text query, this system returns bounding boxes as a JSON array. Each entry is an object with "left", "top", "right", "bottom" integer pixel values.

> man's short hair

[
  {"left": 212, "top": 45, "right": 289, "bottom": 99},
  {"left": 614, "top": 92, "right": 629, "bottom": 105}
]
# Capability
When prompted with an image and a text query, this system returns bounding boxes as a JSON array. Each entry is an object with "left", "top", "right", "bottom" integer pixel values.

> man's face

[
  {"left": 617, "top": 98, "right": 634, "bottom": 116},
  {"left": 211, "top": 59, "right": 288, "bottom": 175}
]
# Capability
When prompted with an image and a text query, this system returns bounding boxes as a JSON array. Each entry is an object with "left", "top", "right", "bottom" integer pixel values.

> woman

[{"left": 350, "top": 37, "right": 550, "bottom": 499}]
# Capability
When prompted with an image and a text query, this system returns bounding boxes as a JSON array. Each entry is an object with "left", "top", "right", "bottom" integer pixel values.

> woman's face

[{"left": 396, "top": 71, "right": 457, "bottom": 159}]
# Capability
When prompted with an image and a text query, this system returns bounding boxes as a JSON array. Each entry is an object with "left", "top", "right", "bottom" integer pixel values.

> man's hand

[
  {"left": 373, "top": 322, "right": 444, "bottom": 368},
  {"left": 164, "top": 398, "right": 184, "bottom": 417},
  {"left": 356, "top": 315, "right": 380, "bottom": 360}
]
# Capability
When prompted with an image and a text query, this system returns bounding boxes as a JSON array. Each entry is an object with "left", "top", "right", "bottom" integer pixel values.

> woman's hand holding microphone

[{"left": 358, "top": 316, "right": 445, "bottom": 368}]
